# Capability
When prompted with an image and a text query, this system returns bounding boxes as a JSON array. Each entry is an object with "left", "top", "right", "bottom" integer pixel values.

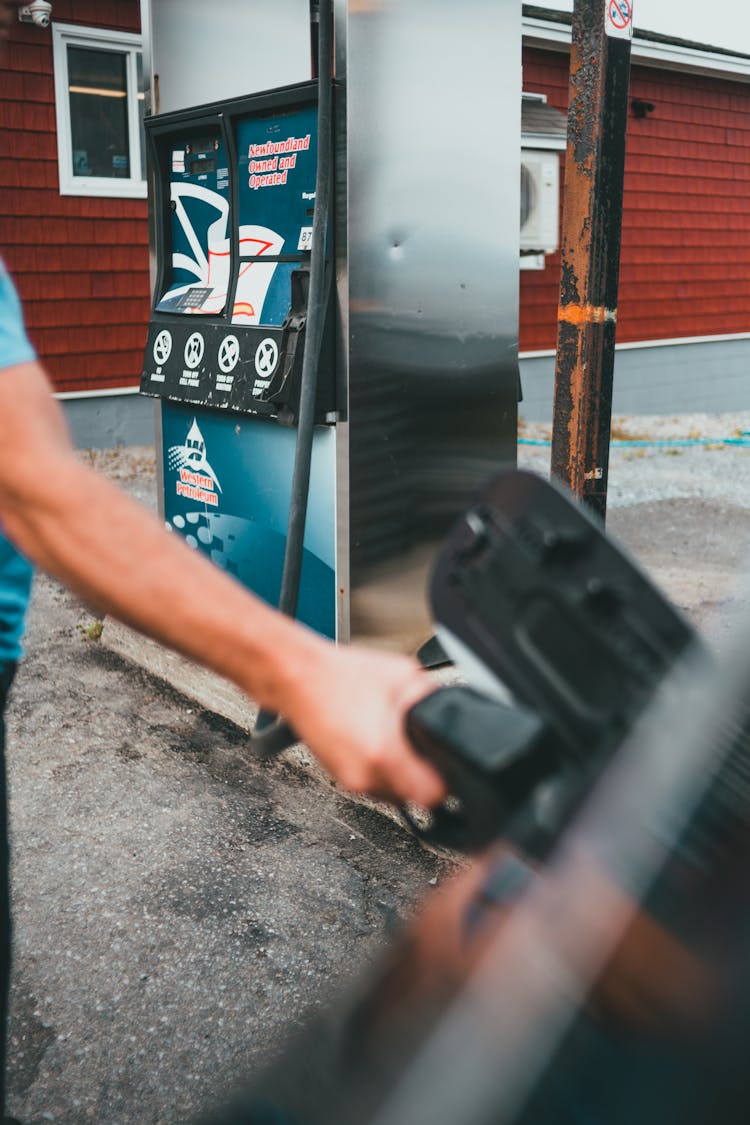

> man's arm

[{"left": 0, "top": 360, "right": 446, "bottom": 806}]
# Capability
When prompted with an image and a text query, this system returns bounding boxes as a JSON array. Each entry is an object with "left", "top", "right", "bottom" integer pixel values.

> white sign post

[{"left": 605, "top": 0, "right": 634, "bottom": 39}]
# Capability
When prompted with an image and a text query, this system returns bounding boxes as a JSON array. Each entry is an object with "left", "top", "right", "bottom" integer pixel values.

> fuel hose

[{"left": 251, "top": 0, "right": 334, "bottom": 756}]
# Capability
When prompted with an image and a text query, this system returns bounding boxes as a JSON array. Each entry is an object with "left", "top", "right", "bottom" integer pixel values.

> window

[{"left": 52, "top": 23, "right": 146, "bottom": 199}]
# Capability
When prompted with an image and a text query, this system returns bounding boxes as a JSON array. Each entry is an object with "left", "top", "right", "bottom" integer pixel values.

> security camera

[{"left": 18, "top": 2, "right": 53, "bottom": 29}]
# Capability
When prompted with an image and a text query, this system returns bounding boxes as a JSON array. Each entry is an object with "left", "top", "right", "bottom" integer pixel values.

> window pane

[{"left": 68, "top": 46, "right": 130, "bottom": 179}]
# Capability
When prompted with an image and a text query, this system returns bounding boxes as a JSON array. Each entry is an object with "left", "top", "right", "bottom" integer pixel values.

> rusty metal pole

[{"left": 550, "top": 0, "right": 634, "bottom": 523}]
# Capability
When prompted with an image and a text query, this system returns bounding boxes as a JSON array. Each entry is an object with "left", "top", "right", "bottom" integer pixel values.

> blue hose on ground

[{"left": 519, "top": 436, "right": 750, "bottom": 448}]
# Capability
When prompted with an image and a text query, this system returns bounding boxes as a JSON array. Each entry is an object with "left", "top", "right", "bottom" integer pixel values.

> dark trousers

[{"left": 0, "top": 662, "right": 16, "bottom": 1116}]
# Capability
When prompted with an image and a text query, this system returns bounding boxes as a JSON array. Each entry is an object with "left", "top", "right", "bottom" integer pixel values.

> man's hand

[
  {"left": 275, "top": 641, "right": 448, "bottom": 807},
  {"left": 0, "top": 361, "right": 447, "bottom": 810}
]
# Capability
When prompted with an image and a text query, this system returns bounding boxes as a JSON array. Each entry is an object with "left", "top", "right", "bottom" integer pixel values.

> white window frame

[{"left": 52, "top": 22, "right": 146, "bottom": 199}]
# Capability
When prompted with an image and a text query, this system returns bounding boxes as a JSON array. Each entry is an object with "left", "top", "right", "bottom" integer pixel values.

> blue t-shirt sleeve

[
  {"left": 0, "top": 260, "right": 35, "bottom": 663},
  {"left": 0, "top": 259, "right": 36, "bottom": 370}
]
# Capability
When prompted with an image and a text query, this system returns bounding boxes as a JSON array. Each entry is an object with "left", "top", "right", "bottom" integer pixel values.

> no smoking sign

[{"left": 606, "top": 0, "right": 633, "bottom": 39}]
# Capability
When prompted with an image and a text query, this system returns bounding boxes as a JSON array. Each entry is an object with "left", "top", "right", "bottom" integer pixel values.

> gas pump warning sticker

[
  {"left": 606, "top": 0, "right": 633, "bottom": 38},
  {"left": 247, "top": 134, "right": 310, "bottom": 190},
  {"left": 168, "top": 418, "right": 222, "bottom": 507},
  {"left": 150, "top": 330, "right": 172, "bottom": 381},
  {"left": 252, "top": 338, "right": 279, "bottom": 397}
]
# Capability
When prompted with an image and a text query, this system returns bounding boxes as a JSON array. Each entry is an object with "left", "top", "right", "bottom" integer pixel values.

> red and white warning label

[{"left": 605, "top": 0, "right": 634, "bottom": 40}]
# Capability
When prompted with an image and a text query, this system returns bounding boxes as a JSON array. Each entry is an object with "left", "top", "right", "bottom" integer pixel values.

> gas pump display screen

[
  {"left": 156, "top": 129, "right": 231, "bottom": 317},
  {"left": 188, "top": 157, "right": 216, "bottom": 176},
  {"left": 232, "top": 104, "right": 318, "bottom": 328},
  {"left": 190, "top": 138, "right": 215, "bottom": 155}
]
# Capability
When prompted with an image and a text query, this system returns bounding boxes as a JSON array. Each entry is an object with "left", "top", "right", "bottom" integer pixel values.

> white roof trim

[
  {"left": 522, "top": 15, "right": 750, "bottom": 82},
  {"left": 522, "top": 134, "right": 566, "bottom": 151},
  {"left": 523, "top": 15, "right": 571, "bottom": 51},
  {"left": 56, "top": 386, "right": 142, "bottom": 401},
  {"left": 520, "top": 331, "right": 750, "bottom": 360}
]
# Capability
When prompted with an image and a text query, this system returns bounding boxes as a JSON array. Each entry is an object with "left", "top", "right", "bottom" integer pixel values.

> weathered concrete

[
  {"left": 5, "top": 450, "right": 455, "bottom": 1124},
  {"left": 7, "top": 435, "right": 750, "bottom": 1123},
  {"left": 7, "top": 578, "right": 454, "bottom": 1125}
]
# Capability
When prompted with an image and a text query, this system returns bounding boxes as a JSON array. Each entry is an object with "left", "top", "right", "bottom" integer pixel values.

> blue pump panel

[
  {"left": 143, "top": 86, "right": 338, "bottom": 643},
  {"left": 160, "top": 401, "right": 337, "bottom": 640},
  {"left": 232, "top": 103, "right": 318, "bottom": 328},
  {"left": 141, "top": 85, "right": 335, "bottom": 424},
  {"left": 156, "top": 129, "right": 231, "bottom": 316}
]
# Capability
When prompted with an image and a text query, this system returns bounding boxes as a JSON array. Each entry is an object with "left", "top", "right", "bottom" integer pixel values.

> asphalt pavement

[
  {"left": 7, "top": 424, "right": 750, "bottom": 1123},
  {"left": 5, "top": 448, "right": 453, "bottom": 1124}
]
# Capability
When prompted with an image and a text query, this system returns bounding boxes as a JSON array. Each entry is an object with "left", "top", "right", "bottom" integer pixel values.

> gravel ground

[
  {"left": 519, "top": 411, "right": 750, "bottom": 509},
  {"left": 6, "top": 415, "right": 750, "bottom": 1123},
  {"left": 519, "top": 412, "right": 750, "bottom": 638}
]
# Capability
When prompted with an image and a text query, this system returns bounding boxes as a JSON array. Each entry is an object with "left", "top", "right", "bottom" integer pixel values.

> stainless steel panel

[
  {"left": 139, "top": 0, "right": 313, "bottom": 531},
  {"left": 342, "top": 0, "right": 521, "bottom": 651}
]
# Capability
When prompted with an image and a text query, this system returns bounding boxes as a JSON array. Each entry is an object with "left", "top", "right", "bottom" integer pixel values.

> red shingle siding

[
  {"left": 520, "top": 46, "right": 750, "bottom": 353},
  {"left": 521, "top": 48, "right": 568, "bottom": 353},
  {"left": 0, "top": 1, "right": 149, "bottom": 394}
]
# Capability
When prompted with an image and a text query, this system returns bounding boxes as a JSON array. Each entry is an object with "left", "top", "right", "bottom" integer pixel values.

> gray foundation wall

[
  {"left": 60, "top": 393, "right": 155, "bottom": 450},
  {"left": 520, "top": 337, "right": 750, "bottom": 422},
  {"left": 60, "top": 336, "right": 750, "bottom": 449}
]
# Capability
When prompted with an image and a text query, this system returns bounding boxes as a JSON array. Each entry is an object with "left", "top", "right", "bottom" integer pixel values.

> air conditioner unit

[{"left": 520, "top": 148, "right": 560, "bottom": 256}]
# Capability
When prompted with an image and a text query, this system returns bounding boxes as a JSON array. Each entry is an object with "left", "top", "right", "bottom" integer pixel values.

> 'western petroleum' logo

[{"left": 168, "top": 418, "right": 222, "bottom": 506}]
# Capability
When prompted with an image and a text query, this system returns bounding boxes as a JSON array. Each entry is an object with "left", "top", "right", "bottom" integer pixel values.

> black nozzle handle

[
  {"left": 402, "top": 686, "right": 550, "bottom": 852},
  {"left": 250, "top": 711, "right": 298, "bottom": 758}
]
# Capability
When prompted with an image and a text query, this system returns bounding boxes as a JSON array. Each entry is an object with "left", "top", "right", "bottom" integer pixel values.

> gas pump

[
  {"left": 141, "top": 79, "right": 337, "bottom": 638},
  {"left": 139, "top": 0, "right": 521, "bottom": 652}
]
